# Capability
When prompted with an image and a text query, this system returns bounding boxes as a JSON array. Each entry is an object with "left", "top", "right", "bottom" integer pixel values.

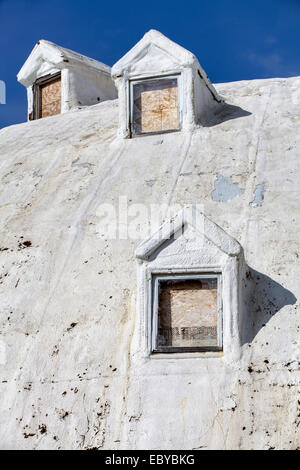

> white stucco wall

[
  {"left": 0, "top": 76, "right": 299, "bottom": 450},
  {"left": 67, "top": 67, "right": 117, "bottom": 110}
]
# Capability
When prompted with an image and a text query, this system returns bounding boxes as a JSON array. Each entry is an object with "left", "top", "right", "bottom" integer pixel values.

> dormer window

[
  {"left": 111, "top": 30, "right": 223, "bottom": 139},
  {"left": 135, "top": 205, "right": 244, "bottom": 360},
  {"left": 130, "top": 75, "right": 181, "bottom": 136},
  {"left": 33, "top": 72, "right": 61, "bottom": 119},
  {"left": 17, "top": 40, "right": 117, "bottom": 121}
]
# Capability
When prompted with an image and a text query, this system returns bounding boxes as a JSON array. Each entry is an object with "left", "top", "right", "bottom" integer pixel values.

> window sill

[
  {"left": 130, "top": 128, "right": 181, "bottom": 138},
  {"left": 148, "top": 351, "right": 224, "bottom": 360}
]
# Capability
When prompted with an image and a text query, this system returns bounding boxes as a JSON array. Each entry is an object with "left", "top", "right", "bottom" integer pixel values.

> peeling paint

[
  {"left": 212, "top": 174, "right": 244, "bottom": 202},
  {"left": 145, "top": 180, "right": 156, "bottom": 187},
  {"left": 250, "top": 183, "right": 266, "bottom": 207},
  {"left": 72, "top": 158, "right": 94, "bottom": 169}
]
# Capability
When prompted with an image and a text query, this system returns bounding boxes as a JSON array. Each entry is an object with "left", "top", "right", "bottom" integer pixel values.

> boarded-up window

[
  {"left": 153, "top": 275, "right": 222, "bottom": 352},
  {"left": 34, "top": 73, "right": 61, "bottom": 119},
  {"left": 131, "top": 77, "right": 180, "bottom": 135}
]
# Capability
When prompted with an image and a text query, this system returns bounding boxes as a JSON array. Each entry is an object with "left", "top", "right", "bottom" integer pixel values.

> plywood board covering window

[
  {"left": 34, "top": 73, "right": 61, "bottom": 119},
  {"left": 131, "top": 77, "right": 180, "bottom": 135},
  {"left": 152, "top": 275, "right": 222, "bottom": 352}
]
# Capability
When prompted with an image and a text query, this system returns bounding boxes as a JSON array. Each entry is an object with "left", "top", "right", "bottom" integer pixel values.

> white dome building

[{"left": 0, "top": 30, "right": 299, "bottom": 450}]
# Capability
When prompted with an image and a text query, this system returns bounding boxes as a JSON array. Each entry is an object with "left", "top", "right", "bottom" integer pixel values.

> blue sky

[{"left": 0, "top": 0, "right": 300, "bottom": 129}]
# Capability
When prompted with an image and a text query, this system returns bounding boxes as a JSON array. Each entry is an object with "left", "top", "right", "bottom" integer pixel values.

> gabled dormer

[
  {"left": 17, "top": 40, "right": 117, "bottom": 121},
  {"left": 134, "top": 205, "right": 245, "bottom": 360},
  {"left": 111, "top": 30, "right": 223, "bottom": 138}
]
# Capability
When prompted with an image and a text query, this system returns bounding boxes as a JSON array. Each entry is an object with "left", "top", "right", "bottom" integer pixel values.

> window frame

[
  {"left": 129, "top": 73, "right": 182, "bottom": 137},
  {"left": 151, "top": 273, "right": 223, "bottom": 354},
  {"left": 33, "top": 72, "right": 62, "bottom": 120}
]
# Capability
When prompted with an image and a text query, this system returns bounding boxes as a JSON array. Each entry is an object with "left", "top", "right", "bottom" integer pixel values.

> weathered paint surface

[
  {"left": 249, "top": 183, "right": 266, "bottom": 207},
  {"left": 0, "top": 76, "right": 299, "bottom": 450},
  {"left": 212, "top": 174, "right": 245, "bottom": 202}
]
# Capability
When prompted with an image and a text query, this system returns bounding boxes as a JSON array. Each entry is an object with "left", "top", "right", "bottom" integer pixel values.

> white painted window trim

[
  {"left": 114, "top": 68, "right": 196, "bottom": 139},
  {"left": 151, "top": 272, "right": 223, "bottom": 353},
  {"left": 140, "top": 266, "right": 226, "bottom": 358},
  {"left": 129, "top": 73, "right": 183, "bottom": 137},
  {"left": 27, "top": 68, "right": 71, "bottom": 120},
  {"left": 136, "top": 258, "right": 242, "bottom": 362}
]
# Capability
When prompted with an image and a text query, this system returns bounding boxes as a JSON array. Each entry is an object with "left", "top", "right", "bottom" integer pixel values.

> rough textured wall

[
  {"left": 0, "top": 76, "right": 299, "bottom": 450},
  {"left": 67, "top": 67, "right": 117, "bottom": 110}
]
